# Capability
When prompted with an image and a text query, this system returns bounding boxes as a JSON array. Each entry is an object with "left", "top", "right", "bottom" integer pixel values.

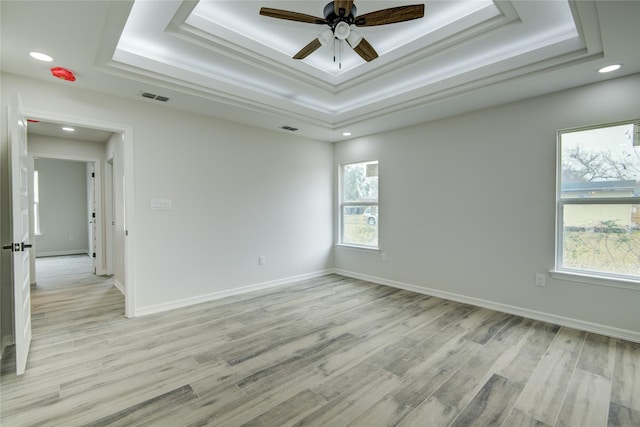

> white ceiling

[
  {"left": 27, "top": 121, "right": 114, "bottom": 144},
  {"left": 1, "top": 1, "right": 639, "bottom": 142}
]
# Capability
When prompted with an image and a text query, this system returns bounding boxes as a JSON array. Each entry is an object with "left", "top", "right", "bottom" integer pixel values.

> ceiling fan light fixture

[
  {"left": 346, "top": 26, "right": 362, "bottom": 48},
  {"left": 334, "top": 21, "right": 350, "bottom": 40},
  {"left": 318, "top": 28, "right": 334, "bottom": 47}
]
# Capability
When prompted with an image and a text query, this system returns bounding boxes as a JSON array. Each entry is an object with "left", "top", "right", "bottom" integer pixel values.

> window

[
  {"left": 339, "top": 160, "right": 379, "bottom": 248},
  {"left": 556, "top": 121, "right": 640, "bottom": 282},
  {"left": 33, "top": 170, "right": 41, "bottom": 235}
]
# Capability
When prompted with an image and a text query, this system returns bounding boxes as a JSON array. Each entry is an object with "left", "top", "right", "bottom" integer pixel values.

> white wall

[
  {"left": 0, "top": 77, "right": 12, "bottom": 356},
  {"left": 1, "top": 72, "right": 334, "bottom": 314},
  {"left": 334, "top": 73, "right": 640, "bottom": 336},
  {"left": 33, "top": 158, "right": 88, "bottom": 257}
]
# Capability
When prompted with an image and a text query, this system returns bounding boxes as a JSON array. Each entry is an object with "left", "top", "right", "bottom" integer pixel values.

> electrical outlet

[
  {"left": 259, "top": 255, "right": 265, "bottom": 266},
  {"left": 535, "top": 273, "right": 546, "bottom": 287}
]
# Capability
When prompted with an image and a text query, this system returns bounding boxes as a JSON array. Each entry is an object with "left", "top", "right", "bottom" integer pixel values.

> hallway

[
  {"left": 0, "top": 255, "right": 123, "bottom": 375},
  {"left": 30, "top": 254, "right": 124, "bottom": 334}
]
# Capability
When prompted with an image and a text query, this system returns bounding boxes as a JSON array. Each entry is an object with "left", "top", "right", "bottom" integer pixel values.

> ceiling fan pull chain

[
  {"left": 333, "top": 38, "right": 337, "bottom": 63},
  {"left": 339, "top": 40, "right": 343, "bottom": 69}
]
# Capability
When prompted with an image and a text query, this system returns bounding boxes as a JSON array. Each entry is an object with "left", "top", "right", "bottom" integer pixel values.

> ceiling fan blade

[
  {"left": 260, "top": 8, "right": 327, "bottom": 25},
  {"left": 349, "top": 37, "right": 379, "bottom": 62},
  {"left": 355, "top": 4, "right": 425, "bottom": 27},
  {"left": 334, "top": 0, "right": 354, "bottom": 17},
  {"left": 293, "top": 38, "right": 322, "bottom": 60}
]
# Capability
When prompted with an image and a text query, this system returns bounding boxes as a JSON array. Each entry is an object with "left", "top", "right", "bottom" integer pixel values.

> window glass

[
  {"left": 340, "top": 161, "right": 379, "bottom": 248},
  {"left": 562, "top": 204, "right": 639, "bottom": 276},
  {"left": 558, "top": 122, "right": 640, "bottom": 280}
]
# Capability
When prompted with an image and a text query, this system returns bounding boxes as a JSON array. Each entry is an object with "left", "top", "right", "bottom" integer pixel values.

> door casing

[{"left": 23, "top": 107, "right": 136, "bottom": 318}]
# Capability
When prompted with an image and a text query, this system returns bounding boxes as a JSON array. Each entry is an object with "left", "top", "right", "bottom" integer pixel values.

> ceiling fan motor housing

[{"left": 324, "top": 2, "right": 357, "bottom": 27}]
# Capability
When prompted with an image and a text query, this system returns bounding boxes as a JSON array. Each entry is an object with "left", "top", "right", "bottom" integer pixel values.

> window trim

[
  {"left": 338, "top": 160, "right": 379, "bottom": 250},
  {"left": 555, "top": 120, "right": 640, "bottom": 286},
  {"left": 549, "top": 269, "right": 639, "bottom": 290}
]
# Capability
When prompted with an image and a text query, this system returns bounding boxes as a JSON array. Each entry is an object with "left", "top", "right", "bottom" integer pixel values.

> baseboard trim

[
  {"left": 113, "top": 279, "right": 125, "bottom": 296},
  {"left": 36, "top": 250, "right": 89, "bottom": 258},
  {"left": 333, "top": 269, "right": 640, "bottom": 343},
  {"left": 135, "top": 269, "right": 333, "bottom": 317}
]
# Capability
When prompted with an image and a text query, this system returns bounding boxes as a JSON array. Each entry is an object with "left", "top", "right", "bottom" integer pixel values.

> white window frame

[
  {"left": 338, "top": 160, "right": 379, "bottom": 250},
  {"left": 553, "top": 120, "right": 640, "bottom": 287}
]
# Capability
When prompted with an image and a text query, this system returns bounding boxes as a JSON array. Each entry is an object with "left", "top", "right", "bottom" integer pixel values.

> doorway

[
  {"left": 23, "top": 109, "right": 135, "bottom": 319},
  {"left": 32, "top": 158, "right": 97, "bottom": 263}
]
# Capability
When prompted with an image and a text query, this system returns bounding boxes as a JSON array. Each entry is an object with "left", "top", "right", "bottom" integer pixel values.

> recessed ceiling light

[
  {"left": 62, "top": 127, "right": 75, "bottom": 132},
  {"left": 598, "top": 64, "right": 621, "bottom": 73},
  {"left": 29, "top": 51, "right": 53, "bottom": 62},
  {"left": 342, "top": 132, "right": 352, "bottom": 136}
]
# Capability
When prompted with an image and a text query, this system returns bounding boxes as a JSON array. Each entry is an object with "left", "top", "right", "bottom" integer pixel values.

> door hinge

[
  {"left": 92, "top": 172, "right": 95, "bottom": 178},
  {"left": 92, "top": 212, "right": 96, "bottom": 218},
  {"left": 93, "top": 253, "right": 96, "bottom": 258}
]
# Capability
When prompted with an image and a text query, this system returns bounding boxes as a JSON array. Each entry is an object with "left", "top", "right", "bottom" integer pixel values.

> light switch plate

[{"left": 151, "top": 199, "right": 172, "bottom": 210}]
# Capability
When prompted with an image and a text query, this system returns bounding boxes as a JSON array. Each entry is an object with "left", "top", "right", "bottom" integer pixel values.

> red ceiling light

[{"left": 50, "top": 67, "right": 76, "bottom": 82}]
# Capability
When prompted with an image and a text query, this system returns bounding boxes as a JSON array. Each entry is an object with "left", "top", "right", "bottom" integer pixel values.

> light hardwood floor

[{"left": 1, "top": 255, "right": 638, "bottom": 426}]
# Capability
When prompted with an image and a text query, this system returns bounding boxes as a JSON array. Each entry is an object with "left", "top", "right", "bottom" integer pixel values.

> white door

[
  {"left": 88, "top": 163, "right": 96, "bottom": 273},
  {"left": 8, "top": 93, "right": 32, "bottom": 375},
  {"left": 105, "top": 160, "right": 114, "bottom": 275}
]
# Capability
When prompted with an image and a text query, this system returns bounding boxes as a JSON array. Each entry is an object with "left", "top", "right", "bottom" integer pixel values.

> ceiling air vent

[
  {"left": 281, "top": 126, "right": 299, "bottom": 132},
  {"left": 141, "top": 92, "right": 170, "bottom": 102}
]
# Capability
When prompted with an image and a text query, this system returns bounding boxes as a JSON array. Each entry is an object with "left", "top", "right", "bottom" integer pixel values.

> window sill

[
  {"left": 550, "top": 269, "right": 639, "bottom": 290},
  {"left": 335, "top": 244, "right": 380, "bottom": 253}
]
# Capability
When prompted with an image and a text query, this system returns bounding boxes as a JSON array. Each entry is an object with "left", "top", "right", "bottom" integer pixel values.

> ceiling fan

[{"left": 259, "top": 1, "right": 425, "bottom": 64}]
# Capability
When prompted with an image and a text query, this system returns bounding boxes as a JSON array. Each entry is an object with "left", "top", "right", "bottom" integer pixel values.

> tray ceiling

[{"left": 2, "top": 1, "right": 639, "bottom": 141}]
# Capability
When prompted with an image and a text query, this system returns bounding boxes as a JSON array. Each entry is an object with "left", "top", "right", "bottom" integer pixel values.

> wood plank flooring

[{"left": 1, "top": 255, "right": 639, "bottom": 426}]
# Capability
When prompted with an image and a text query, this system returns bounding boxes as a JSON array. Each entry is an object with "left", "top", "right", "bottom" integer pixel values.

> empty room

[{"left": 1, "top": 1, "right": 639, "bottom": 426}]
